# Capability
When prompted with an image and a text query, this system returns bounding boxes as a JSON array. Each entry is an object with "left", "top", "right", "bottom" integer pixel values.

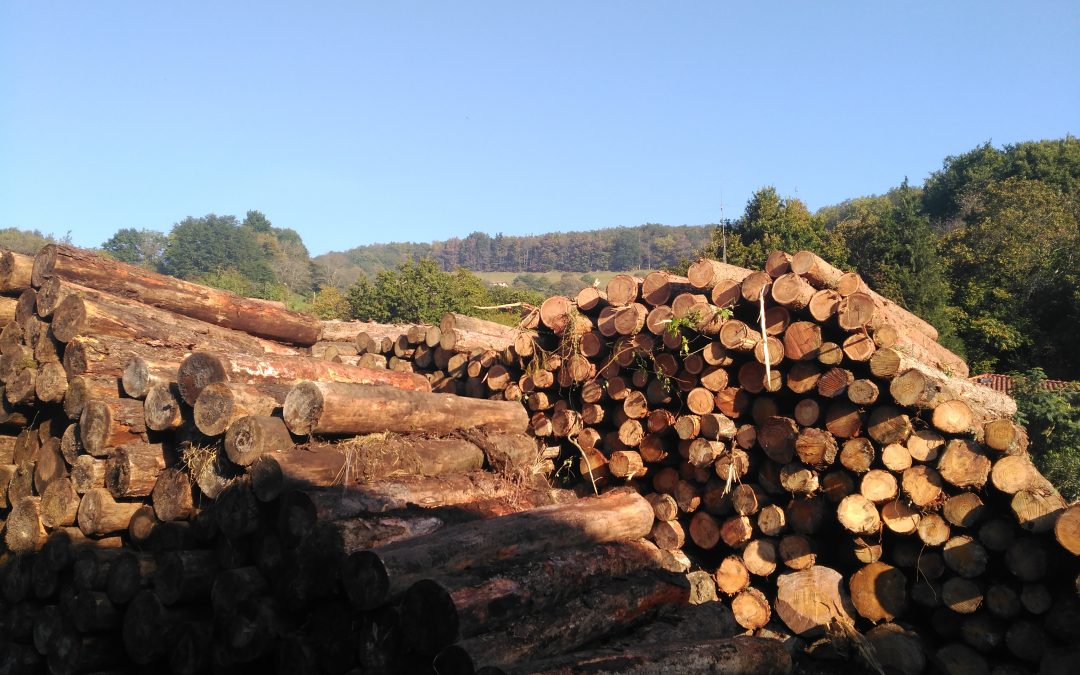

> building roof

[{"left": 969, "top": 373, "right": 1076, "bottom": 395}]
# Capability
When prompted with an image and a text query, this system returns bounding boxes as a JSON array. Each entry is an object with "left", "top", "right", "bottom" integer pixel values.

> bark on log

[
  {"left": 175, "top": 349, "right": 429, "bottom": 406},
  {"left": 0, "top": 249, "right": 33, "bottom": 293},
  {"left": 51, "top": 290, "right": 298, "bottom": 356},
  {"left": 77, "top": 488, "right": 141, "bottom": 536},
  {"left": 477, "top": 636, "right": 792, "bottom": 675},
  {"left": 687, "top": 258, "right": 753, "bottom": 290},
  {"left": 342, "top": 489, "right": 654, "bottom": 609},
  {"left": 5, "top": 495, "right": 46, "bottom": 553},
  {"left": 192, "top": 380, "right": 288, "bottom": 436},
  {"left": 105, "top": 442, "right": 170, "bottom": 498},
  {"left": 890, "top": 365, "right": 1016, "bottom": 428},
  {"left": 79, "top": 397, "right": 146, "bottom": 456},
  {"left": 34, "top": 244, "right": 322, "bottom": 345},
  {"left": 433, "top": 572, "right": 691, "bottom": 674},
  {"left": 222, "top": 414, "right": 294, "bottom": 468},
  {"left": 282, "top": 381, "right": 529, "bottom": 436},
  {"left": 398, "top": 540, "right": 667, "bottom": 653}
]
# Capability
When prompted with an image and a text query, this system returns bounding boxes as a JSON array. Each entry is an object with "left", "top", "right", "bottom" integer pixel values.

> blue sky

[{"left": 1, "top": 2, "right": 1077, "bottom": 255}]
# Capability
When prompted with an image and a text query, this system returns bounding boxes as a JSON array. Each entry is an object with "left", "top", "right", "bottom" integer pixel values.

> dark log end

[
  {"left": 193, "top": 382, "right": 233, "bottom": 436},
  {"left": 104, "top": 447, "right": 131, "bottom": 499},
  {"left": 30, "top": 243, "right": 58, "bottom": 287},
  {"left": 225, "top": 415, "right": 293, "bottom": 468},
  {"left": 51, "top": 295, "right": 87, "bottom": 343},
  {"left": 399, "top": 579, "right": 460, "bottom": 654},
  {"left": 123, "top": 590, "right": 166, "bottom": 664},
  {"left": 214, "top": 478, "right": 260, "bottom": 539},
  {"left": 282, "top": 382, "right": 324, "bottom": 436},
  {"left": 35, "top": 276, "right": 64, "bottom": 317},
  {"left": 432, "top": 645, "right": 474, "bottom": 675},
  {"left": 36, "top": 361, "right": 69, "bottom": 403},
  {"left": 176, "top": 352, "right": 228, "bottom": 406},
  {"left": 78, "top": 400, "right": 111, "bottom": 455},
  {"left": 250, "top": 453, "right": 284, "bottom": 502},
  {"left": 342, "top": 550, "right": 390, "bottom": 610},
  {"left": 152, "top": 468, "right": 194, "bottom": 522}
]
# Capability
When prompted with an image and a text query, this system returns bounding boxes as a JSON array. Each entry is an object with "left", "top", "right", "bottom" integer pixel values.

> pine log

[
  {"left": 0, "top": 249, "right": 33, "bottom": 292},
  {"left": 121, "top": 354, "right": 178, "bottom": 399},
  {"left": 433, "top": 572, "right": 690, "bottom": 674},
  {"left": 341, "top": 489, "right": 654, "bottom": 609},
  {"left": 41, "top": 477, "right": 81, "bottom": 528},
  {"left": 398, "top": 540, "right": 667, "bottom": 654},
  {"left": 77, "top": 488, "right": 141, "bottom": 536},
  {"left": 175, "top": 349, "right": 429, "bottom": 406},
  {"left": 774, "top": 566, "right": 856, "bottom": 637},
  {"left": 192, "top": 380, "right": 288, "bottom": 436},
  {"left": 50, "top": 290, "right": 298, "bottom": 357},
  {"left": 479, "top": 636, "right": 792, "bottom": 675},
  {"left": 105, "top": 442, "right": 170, "bottom": 498},
  {"left": 151, "top": 467, "right": 195, "bottom": 522},
  {"left": 62, "top": 375, "right": 122, "bottom": 420},
  {"left": 688, "top": 258, "right": 753, "bottom": 290},
  {"left": 5, "top": 495, "right": 46, "bottom": 553},
  {"left": 1054, "top": 503, "right": 1080, "bottom": 555},
  {"left": 871, "top": 324, "right": 969, "bottom": 378},
  {"left": 79, "top": 397, "right": 146, "bottom": 456},
  {"left": 890, "top": 366, "right": 1016, "bottom": 429},
  {"left": 1011, "top": 487, "right": 1067, "bottom": 533},
  {"left": 849, "top": 562, "right": 908, "bottom": 622},
  {"left": 282, "top": 380, "right": 528, "bottom": 436},
  {"left": 34, "top": 243, "right": 322, "bottom": 345},
  {"left": 731, "top": 587, "right": 772, "bottom": 630}
]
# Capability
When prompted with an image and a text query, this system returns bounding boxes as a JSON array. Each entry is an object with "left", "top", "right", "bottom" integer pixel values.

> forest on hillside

[{"left": 5, "top": 136, "right": 1077, "bottom": 382}]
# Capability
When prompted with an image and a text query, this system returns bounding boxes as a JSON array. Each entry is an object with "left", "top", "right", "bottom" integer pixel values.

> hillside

[{"left": 313, "top": 223, "right": 712, "bottom": 287}]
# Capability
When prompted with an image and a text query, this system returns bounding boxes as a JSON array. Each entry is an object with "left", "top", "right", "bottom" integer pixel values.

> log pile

[
  {"left": 508, "top": 255, "right": 1080, "bottom": 674},
  {"left": 0, "top": 245, "right": 786, "bottom": 675}
]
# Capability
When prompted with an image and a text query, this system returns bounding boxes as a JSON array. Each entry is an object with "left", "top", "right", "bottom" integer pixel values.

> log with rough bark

[
  {"left": 192, "top": 380, "right": 288, "bottom": 436},
  {"left": 687, "top": 258, "right": 754, "bottom": 290},
  {"left": 0, "top": 249, "right": 33, "bottom": 293},
  {"left": 34, "top": 244, "right": 322, "bottom": 345},
  {"left": 50, "top": 286, "right": 300, "bottom": 357},
  {"left": 870, "top": 324, "right": 969, "bottom": 378},
  {"left": 398, "top": 540, "right": 668, "bottom": 653},
  {"left": 889, "top": 365, "right": 1016, "bottom": 428},
  {"left": 433, "top": 572, "right": 692, "bottom": 674},
  {"left": 469, "top": 635, "right": 792, "bottom": 675},
  {"left": 282, "top": 380, "right": 529, "bottom": 436},
  {"left": 78, "top": 397, "right": 146, "bottom": 456},
  {"left": 342, "top": 489, "right": 655, "bottom": 609},
  {"left": 174, "top": 349, "right": 429, "bottom": 405}
]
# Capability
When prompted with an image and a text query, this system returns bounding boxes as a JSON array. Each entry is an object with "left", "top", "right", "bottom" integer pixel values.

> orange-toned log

[
  {"left": 283, "top": 381, "right": 529, "bottom": 436},
  {"left": 341, "top": 489, "right": 654, "bottom": 609},
  {"left": 687, "top": 258, "right": 753, "bottom": 291},
  {"left": 34, "top": 244, "right": 322, "bottom": 345},
  {"left": 175, "top": 349, "right": 429, "bottom": 405}
]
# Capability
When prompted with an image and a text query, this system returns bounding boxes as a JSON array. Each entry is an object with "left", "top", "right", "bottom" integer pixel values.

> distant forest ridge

[{"left": 314, "top": 224, "right": 712, "bottom": 282}]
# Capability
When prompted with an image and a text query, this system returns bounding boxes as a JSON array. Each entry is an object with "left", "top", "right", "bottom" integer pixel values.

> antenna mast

[{"left": 720, "top": 192, "right": 728, "bottom": 264}]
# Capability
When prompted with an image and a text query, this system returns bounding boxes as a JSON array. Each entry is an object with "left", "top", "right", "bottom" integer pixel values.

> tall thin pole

[{"left": 720, "top": 193, "right": 728, "bottom": 264}]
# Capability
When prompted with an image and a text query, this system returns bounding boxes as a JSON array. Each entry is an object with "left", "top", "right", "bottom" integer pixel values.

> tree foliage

[
  {"left": 101, "top": 228, "right": 168, "bottom": 269},
  {"left": 1012, "top": 370, "right": 1080, "bottom": 501}
]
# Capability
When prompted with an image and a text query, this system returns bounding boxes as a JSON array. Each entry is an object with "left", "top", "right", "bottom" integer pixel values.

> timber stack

[
  {"left": 0, "top": 244, "right": 790, "bottom": 675},
  {"left": 506, "top": 251, "right": 1080, "bottom": 674}
]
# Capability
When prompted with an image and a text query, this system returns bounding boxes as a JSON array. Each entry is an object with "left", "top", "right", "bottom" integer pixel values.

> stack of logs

[
  {"left": 3, "top": 242, "right": 1080, "bottom": 675},
  {"left": 0, "top": 244, "right": 789, "bottom": 675},
  {"left": 514, "top": 251, "right": 1080, "bottom": 674}
]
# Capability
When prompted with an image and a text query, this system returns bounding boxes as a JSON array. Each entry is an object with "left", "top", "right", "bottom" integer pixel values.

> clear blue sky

[{"left": 2, "top": 2, "right": 1077, "bottom": 255}]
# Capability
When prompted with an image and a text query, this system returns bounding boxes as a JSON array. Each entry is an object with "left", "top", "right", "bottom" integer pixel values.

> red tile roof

[{"left": 969, "top": 373, "right": 1076, "bottom": 395}]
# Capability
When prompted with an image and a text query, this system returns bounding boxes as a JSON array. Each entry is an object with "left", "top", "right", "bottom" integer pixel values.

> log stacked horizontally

[{"left": 2, "top": 242, "right": 1078, "bottom": 675}]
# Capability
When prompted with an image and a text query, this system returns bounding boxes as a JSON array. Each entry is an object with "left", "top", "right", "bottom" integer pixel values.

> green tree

[
  {"left": 0, "top": 227, "right": 58, "bottom": 255},
  {"left": 100, "top": 228, "right": 168, "bottom": 269},
  {"left": 161, "top": 214, "right": 275, "bottom": 284},
  {"left": 713, "top": 187, "right": 845, "bottom": 269},
  {"left": 941, "top": 178, "right": 1080, "bottom": 376},
  {"left": 832, "top": 182, "right": 958, "bottom": 350},
  {"left": 309, "top": 285, "right": 350, "bottom": 319},
  {"left": 1012, "top": 370, "right": 1080, "bottom": 501},
  {"left": 347, "top": 258, "right": 460, "bottom": 324}
]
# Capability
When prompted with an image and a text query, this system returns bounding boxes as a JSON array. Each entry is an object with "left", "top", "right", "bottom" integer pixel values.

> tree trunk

[
  {"left": 105, "top": 442, "right": 171, "bottom": 498},
  {"left": 222, "top": 414, "right": 294, "bottom": 467},
  {"left": 5, "top": 495, "right": 46, "bottom": 552},
  {"left": 433, "top": 572, "right": 691, "bottom": 674},
  {"left": 0, "top": 250, "right": 33, "bottom": 293},
  {"left": 50, "top": 290, "right": 299, "bottom": 356},
  {"left": 342, "top": 489, "right": 654, "bottom": 609},
  {"left": 192, "top": 380, "right": 288, "bottom": 436},
  {"left": 79, "top": 397, "right": 146, "bottom": 456},
  {"left": 175, "top": 349, "right": 429, "bottom": 406},
  {"left": 77, "top": 488, "right": 142, "bottom": 536},
  {"left": 889, "top": 365, "right": 1016, "bottom": 428},
  {"left": 687, "top": 258, "right": 753, "bottom": 290},
  {"left": 34, "top": 244, "right": 322, "bottom": 345},
  {"left": 282, "top": 380, "right": 529, "bottom": 436},
  {"left": 398, "top": 539, "right": 666, "bottom": 653},
  {"left": 62, "top": 374, "right": 122, "bottom": 420}
]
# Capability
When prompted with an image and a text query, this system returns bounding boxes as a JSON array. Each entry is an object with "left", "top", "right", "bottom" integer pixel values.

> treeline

[
  {"left": 99, "top": 211, "right": 321, "bottom": 305},
  {"left": 705, "top": 137, "right": 1079, "bottom": 381},
  {"left": 315, "top": 223, "right": 712, "bottom": 285}
]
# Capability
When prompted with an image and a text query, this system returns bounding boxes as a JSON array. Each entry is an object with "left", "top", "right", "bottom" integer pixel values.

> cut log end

[{"left": 282, "top": 382, "right": 324, "bottom": 436}]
